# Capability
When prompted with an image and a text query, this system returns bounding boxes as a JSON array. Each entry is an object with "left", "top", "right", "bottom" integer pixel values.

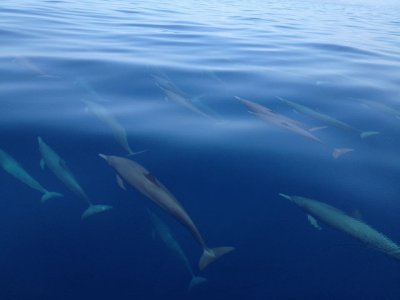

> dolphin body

[
  {"left": 277, "top": 97, "right": 379, "bottom": 138},
  {"left": 279, "top": 194, "right": 400, "bottom": 261},
  {"left": 153, "top": 75, "right": 218, "bottom": 122},
  {"left": 0, "top": 148, "right": 62, "bottom": 202},
  {"left": 236, "top": 96, "right": 323, "bottom": 143},
  {"left": 147, "top": 209, "right": 207, "bottom": 291},
  {"left": 38, "top": 137, "right": 112, "bottom": 219},
  {"left": 99, "top": 154, "right": 234, "bottom": 270},
  {"left": 361, "top": 99, "right": 400, "bottom": 120},
  {"left": 82, "top": 99, "right": 140, "bottom": 156},
  {"left": 236, "top": 96, "right": 353, "bottom": 158}
]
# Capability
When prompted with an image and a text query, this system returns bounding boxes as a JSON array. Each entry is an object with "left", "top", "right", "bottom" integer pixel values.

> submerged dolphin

[
  {"left": 82, "top": 99, "right": 142, "bottom": 156},
  {"left": 38, "top": 137, "right": 112, "bottom": 219},
  {"left": 279, "top": 193, "right": 400, "bottom": 261},
  {"left": 360, "top": 98, "right": 400, "bottom": 120},
  {"left": 147, "top": 209, "right": 207, "bottom": 291},
  {"left": 277, "top": 97, "right": 379, "bottom": 138},
  {"left": 99, "top": 154, "right": 234, "bottom": 270},
  {"left": 0, "top": 148, "right": 62, "bottom": 202},
  {"left": 153, "top": 75, "right": 218, "bottom": 122},
  {"left": 236, "top": 96, "right": 352, "bottom": 158},
  {"left": 236, "top": 96, "right": 323, "bottom": 143}
]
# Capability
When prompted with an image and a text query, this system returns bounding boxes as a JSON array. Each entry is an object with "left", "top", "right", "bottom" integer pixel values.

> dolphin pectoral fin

[
  {"left": 199, "top": 246, "right": 235, "bottom": 271},
  {"left": 41, "top": 191, "right": 63, "bottom": 203},
  {"left": 40, "top": 159, "right": 45, "bottom": 170},
  {"left": 116, "top": 174, "right": 127, "bottom": 190},
  {"left": 307, "top": 214, "right": 322, "bottom": 230},
  {"left": 332, "top": 148, "right": 354, "bottom": 159},
  {"left": 188, "top": 276, "right": 207, "bottom": 292},
  {"left": 81, "top": 204, "right": 112, "bottom": 219}
]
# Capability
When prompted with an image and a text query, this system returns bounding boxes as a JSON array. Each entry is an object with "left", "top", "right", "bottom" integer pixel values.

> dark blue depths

[{"left": 0, "top": 0, "right": 400, "bottom": 299}]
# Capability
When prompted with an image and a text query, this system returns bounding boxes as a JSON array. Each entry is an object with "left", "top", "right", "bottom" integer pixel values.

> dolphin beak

[
  {"left": 278, "top": 193, "right": 292, "bottom": 200},
  {"left": 98, "top": 153, "right": 108, "bottom": 161}
]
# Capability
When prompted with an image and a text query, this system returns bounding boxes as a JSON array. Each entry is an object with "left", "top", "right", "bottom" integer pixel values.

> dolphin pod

[
  {"left": 38, "top": 137, "right": 112, "bottom": 219},
  {"left": 0, "top": 148, "right": 62, "bottom": 202},
  {"left": 279, "top": 194, "right": 400, "bottom": 261},
  {"left": 99, "top": 153, "right": 235, "bottom": 270},
  {"left": 147, "top": 209, "right": 207, "bottom": 291},
  {"left": 236, "top": 96, "right": 352, "bottom": 158}
]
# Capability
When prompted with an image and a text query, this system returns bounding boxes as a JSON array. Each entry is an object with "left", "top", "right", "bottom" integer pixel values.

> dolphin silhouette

[
  {"left": 147, "top": 209, "right": 207, "bottom": 291},
  {"left": 99, "top": 154, "right": 234, "bottom": 270},
  {"left": 82, "top": 99, "right": 143, "bottom": 156},
  {"left": 277, "top": 97, "right": 379, "bottom": 138},
  {"left": 279, "top": 193, "right": 400, "bottom": 261},
  {"left": 38, "top": 137, "right": 112, "bottom": 218},
  {"left": 0, "top": 148, "right": 62, "bottom": 202},
  {"left": 236, "top": 96, "right": 352, "bottom": 158}
]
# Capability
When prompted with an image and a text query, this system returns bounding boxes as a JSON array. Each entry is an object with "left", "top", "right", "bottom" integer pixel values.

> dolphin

[
  {"left": 360, "top": 98, "right": 400, "bottom": 120},
  {"left": 82, "top": 99, "right": 142, "bottom": 156},
  {"left": 74, "top": 77, "right": 104, "bottom": 102},
  {"left": 236, "top": 96, "right": 353, "bottom": 159},
  {"left": 277, "top": 97, "right": 379, "bottom": 138},
  {"left": 38, "top": 137, "right": 112, "bottom": 219},
  {"left": 147, "top": 209, "right": 207, "bottom": 291},
  {"left": 0, "top": 148, "right": 62, "bottom": 202},
  {"left": 279, "top": 193, "right": 400, "bottom": 261},
  {"left": 153, "top": 75, "right": 218, "bottom": 122},
  {"left": 99, "top": 154, "right": 234, "bottom": 270},
  {"left": 13, "top": 56, "right": 59, "bottom": 78},
  {"left": 236, "top": 96, "right": 323, "bottom": 143}
]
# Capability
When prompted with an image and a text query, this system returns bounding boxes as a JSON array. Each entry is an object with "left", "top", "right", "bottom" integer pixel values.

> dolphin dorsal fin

[
  {"left": 144, "top": 172, "right": 162, "bottom": 188},
  {"left": 116, "top": 174, "right": 127, "bottom": 191},
  {"left": 307, "top": 214, "right": 322, "bottom": 230}
]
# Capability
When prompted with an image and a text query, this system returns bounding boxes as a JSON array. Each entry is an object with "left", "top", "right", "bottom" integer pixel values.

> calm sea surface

[{"left": 1, "top": 0, "right": 400, "bottom": 299}]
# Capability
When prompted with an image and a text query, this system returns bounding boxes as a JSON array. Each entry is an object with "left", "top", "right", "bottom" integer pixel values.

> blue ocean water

[{"left": 1, "top": 0, "right": 400, "bottom": 299}]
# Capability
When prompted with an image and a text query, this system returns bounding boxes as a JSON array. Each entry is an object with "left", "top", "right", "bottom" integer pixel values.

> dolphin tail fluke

[
  {"left": 81, "top": 204, "right": 112, "bottom": 219},
  {"left": 188, "top": 276, "right": 208, "bottom": 292},
  {"left": 127, "top": 149, "right": 147, "bottom": 157},
  {"left": 198, "top": 246, "right": 235, "bottom": 271},
  {"left": 332, "top": 148, "right": 354, "bottom": 159},
  {"left": 360, "top": 131, "right": 379, "bottom": 139},
  {"left": 41, "top": 191, "right": 63, "bottom": 203}
]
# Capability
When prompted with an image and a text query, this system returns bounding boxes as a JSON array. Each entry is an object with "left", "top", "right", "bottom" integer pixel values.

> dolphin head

[
  {"left": 99, "top": 153, "right": 124, "bottom": 168},
  {"left": 99, "top": 153, "right": 112, "bottom": 164}
]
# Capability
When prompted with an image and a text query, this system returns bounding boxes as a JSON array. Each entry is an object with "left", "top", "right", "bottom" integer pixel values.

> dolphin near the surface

[
  {"left": 82, "top": 99, "right": 142, "bottom": 156},
  {"left": 38, "top": 137, "right": 112, "bottom": 219},
  {"left": 279, "top": 194, "right": 400, "bottom": 261},
  {"left": 0, "top": 148, "right": 62, "bottom": 202},
  {"left": 147, "top": 209, "right": 207, "bottom": 291},
  {"left": 99, "top": 154, "right": 234, "bottom": 270},
  {"left": 360, "top": 98, "right": 400, "bottom": 120},
  {"left": 277, "top": 97, "right": 379, "bottom": 138},
  {"left": 236, "top": 96, "right": 353, "bottom": 159},
  {"left": 153, "top": 74, "right": 218, "bottom": 122}
]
